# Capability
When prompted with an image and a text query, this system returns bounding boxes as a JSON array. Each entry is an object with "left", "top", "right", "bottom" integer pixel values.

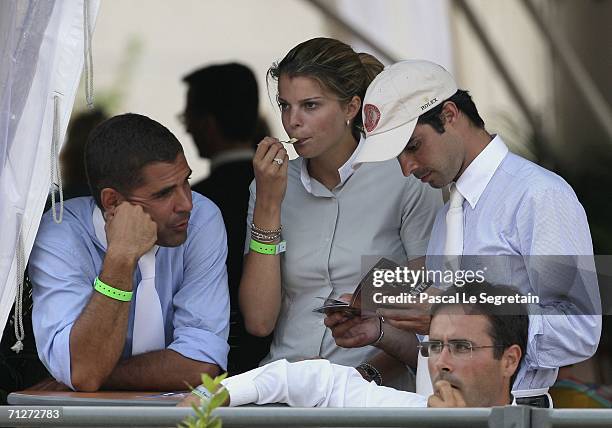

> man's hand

[
  {"left": 177, "top": 393, "right": 202, "bottom": 407},
  {"left": 324, "top": 313, "right": 380, "bottom": 348},
  {"left": 427, "top": 380, "right": 467, "bottom": 408},
  {"left": 105, "top": 202, "right": 157, "bottom": 262},
  {"left": 177, "top": 386, "right": 230, "bottom": 407},
  {"left": 377, "top": 287, "right": 443, "bottom": 335},
  {"left": 324, "top": 294, "right": 381, "bottom": 348},
  {"left": 377, "top": 306, "right": 431, "bottom": 335}
]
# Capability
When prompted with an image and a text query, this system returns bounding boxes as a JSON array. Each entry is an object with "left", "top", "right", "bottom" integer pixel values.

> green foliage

[{"left": 179, "top": 373, "right": 229, "bottom": 428}]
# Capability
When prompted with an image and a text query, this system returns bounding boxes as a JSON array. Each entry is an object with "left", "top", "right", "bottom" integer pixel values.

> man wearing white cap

[{"left": 326, "top": 60, "right": 601, "bottom": 407}]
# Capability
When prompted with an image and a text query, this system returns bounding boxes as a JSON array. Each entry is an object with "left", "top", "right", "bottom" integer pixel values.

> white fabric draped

[
  {"left": 0, "top": 0, "right": 100, "bottom": 340},
  {"left": 334, "top": 0, "right": 454, "bottom": 72}
]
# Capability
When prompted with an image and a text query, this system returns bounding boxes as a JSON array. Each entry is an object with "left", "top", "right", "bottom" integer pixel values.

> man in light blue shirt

[
  {"left": 29, "top": 114, "right": 229, "bottom": 391},
  {"left": 327, "top": 60, "right": 601, "bottom": 407}
]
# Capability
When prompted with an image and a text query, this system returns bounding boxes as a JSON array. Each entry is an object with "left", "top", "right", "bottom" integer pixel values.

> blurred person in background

[
  {"left": 181, "top": 63, "right": 271, "bottom": 374},
  {"left": 45, "top": 108, "right": 109, "bottom": 213},
  {"left": 60, "top": 108, "right": 108, "bottom": 199},
  {"left": 238, "top": 38, "right": 442, "bottom": 389}
]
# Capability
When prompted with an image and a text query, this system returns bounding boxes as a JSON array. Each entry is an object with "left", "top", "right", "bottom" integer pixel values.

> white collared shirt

[
  {"left": 245, "top": 143, "right": 443, "bottom": 369},
  {"left": 299, "top": 138, "right": 364, "bottom": 194},
  {"left": 454, "top": 135, "right": 508, "bottom": 209},
  {"left": 426, "top": 135, "right": 601, "bottom": 392}
]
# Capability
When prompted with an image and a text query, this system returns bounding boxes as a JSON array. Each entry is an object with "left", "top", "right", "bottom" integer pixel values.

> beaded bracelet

[
  {"left": 251, "top": 230, "right": 281, "bottom": 242},
  {"left": 251, "top": 223, "right": 282, "bottom": 235}
]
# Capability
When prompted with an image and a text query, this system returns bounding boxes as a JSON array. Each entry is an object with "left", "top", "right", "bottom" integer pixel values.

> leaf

[
  {"left": 180, "top": 373, "right": 229, "bottom": 428},
  {"left": 191, "top": 403, "right": 206, "bottom": 419},
  {"left": 209, "top": 388, "right": 228, "bottom": 409},
  {"left": 201, "top": 374, "right": 216, "bottom": 393},
  {"left": 213, "top": 372, "right": 228, "bottom": 386},
  {"left": 208, "top": 417, "right": 222, "bottom": 428},
  {"left": 177, "top": 415, "right": 196, "bottom": 428}
]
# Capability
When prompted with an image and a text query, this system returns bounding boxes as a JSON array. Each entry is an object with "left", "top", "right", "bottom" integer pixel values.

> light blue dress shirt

[
  {"left": 426, "top": 135, "right": 601, "bottom": 392},
  {"left": 29, "top": 193, "right": 230, "bottom": 389}
]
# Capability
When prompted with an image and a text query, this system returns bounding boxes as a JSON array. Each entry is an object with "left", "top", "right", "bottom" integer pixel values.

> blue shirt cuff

[{"left": 168, "top": 326, "right": 229, "bottom": 371}]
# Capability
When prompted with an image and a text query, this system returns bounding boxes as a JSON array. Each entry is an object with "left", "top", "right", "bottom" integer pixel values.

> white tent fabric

[
  {"left": 335, "top": 0, "right": 454, "bottom": 72},
  {"left": 0, "top": 0, "right": 100, "bottom": 341}
]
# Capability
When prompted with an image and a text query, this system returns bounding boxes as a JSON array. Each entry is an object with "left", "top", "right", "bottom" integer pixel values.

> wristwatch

[{"left": 356, "top": 362, "right": 383, "bottom": 386}]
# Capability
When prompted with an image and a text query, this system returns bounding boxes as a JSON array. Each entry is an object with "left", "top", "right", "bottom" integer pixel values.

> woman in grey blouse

[{"left": 238, "top": 38, "right": 442, "bottom": 385}]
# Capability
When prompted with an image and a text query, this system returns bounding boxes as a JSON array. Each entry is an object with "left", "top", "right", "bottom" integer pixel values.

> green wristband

[
  {"left": 249, "top": 239, "right": 286, "bottom": 255},
  {"left": 93, "top": 276, "right": 133, "bottom": 302}
]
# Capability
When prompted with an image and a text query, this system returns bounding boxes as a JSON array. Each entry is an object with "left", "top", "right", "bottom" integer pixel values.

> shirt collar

[
  {"left": 455, "top": 135, "right": 508, "bottom": 209},
  {"left": 210, "top": 148, "right": 255, "bottom": 172},
  {"left": 299, "top": 137, "right": 364, "bottom": 194}
]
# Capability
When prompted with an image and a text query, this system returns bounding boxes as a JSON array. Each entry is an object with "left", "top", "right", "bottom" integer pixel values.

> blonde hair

[{"left": 268, "top": 38, "right": 383, "bottom": 140}]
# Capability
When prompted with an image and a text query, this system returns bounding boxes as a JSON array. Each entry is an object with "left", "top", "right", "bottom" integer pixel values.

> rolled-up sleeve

[
  {"left": 29, "top": 218, "right": 99, "bottom": 389},
  {"left": 221, "top": 359, "right": 428, "bottom": 407},
  {"left": 169, "top": 199, "right": 230, "bottom": 370}
]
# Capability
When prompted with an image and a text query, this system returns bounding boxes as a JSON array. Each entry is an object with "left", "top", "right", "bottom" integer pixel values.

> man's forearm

[
  {"left": 69, "top": 250, "right": 136, "bottom": 391},
  {"left": 376, "top": 324, "right": 419, "bottom": 368},
  {"left": 362, "top": 351, "right": 411, "bottom": 387},
  {"left": 103, "top": 349, "right": 221, "bottom": 391}
]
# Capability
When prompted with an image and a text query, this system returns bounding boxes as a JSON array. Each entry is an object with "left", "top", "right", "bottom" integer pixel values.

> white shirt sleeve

[{"left": 221, "top": 359, "right": 428, "bottom": 408}]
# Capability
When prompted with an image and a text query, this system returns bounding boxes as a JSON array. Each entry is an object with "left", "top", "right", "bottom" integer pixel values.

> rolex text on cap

[{"left": 355, "top": 60, "right": 458, "bottom": 165}]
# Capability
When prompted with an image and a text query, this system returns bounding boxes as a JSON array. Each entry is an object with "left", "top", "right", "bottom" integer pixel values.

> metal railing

[{"left": 2, "top": 405, "right": 612, "bottom": 427}]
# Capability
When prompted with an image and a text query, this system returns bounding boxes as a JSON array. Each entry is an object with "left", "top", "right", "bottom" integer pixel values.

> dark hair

[
  {"left": 85, "top": 113, "right": 183, "bottom": 208},
  {"left": 418, "top": 89, "right": 485, "bottom": 133},
  {"left": 430, "top": 282, "right": 528, "bottom": 387},
  {"left": 182, "top": 62, "right": 259, "bottom": 141},
  {"left": 267, "top": 37, "right": 384, "bottom": 141},
  {"left": 252, "top": 115, "right": 272, "bottom": 150}
]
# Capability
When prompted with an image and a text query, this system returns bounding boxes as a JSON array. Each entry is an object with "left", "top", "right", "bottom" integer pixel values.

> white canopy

[{"left": 0, "top": 0, "right": 100, "bottom": 340}]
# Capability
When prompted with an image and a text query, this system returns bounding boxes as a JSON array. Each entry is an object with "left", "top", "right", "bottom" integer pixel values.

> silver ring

[{"left": 273, "top": 158, "right": 283, "bottom": 165}]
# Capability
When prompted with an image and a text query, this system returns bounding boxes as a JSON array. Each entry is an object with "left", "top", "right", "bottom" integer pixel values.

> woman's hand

[{"left": 253, "top": 137, "right": 289, "bottom": 208}]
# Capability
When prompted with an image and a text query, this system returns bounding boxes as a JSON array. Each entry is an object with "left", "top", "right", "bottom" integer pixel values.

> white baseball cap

[{"left": 355, "top": 60, "right": 458, "bottom": 165}]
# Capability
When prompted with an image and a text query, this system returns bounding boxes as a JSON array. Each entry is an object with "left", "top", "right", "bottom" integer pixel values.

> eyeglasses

[{"left": 418, "top": 340, "right": 505, "bottom": 359}]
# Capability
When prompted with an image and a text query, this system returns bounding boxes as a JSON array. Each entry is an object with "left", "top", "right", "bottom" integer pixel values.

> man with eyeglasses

[{"left": 179, "top": 282, "right": 526, "bottom": 408}]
